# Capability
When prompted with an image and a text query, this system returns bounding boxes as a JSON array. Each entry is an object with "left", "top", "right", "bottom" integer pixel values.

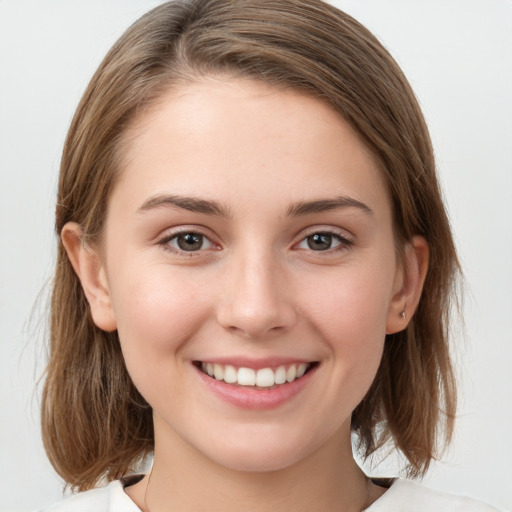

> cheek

[
  {"left": 108, "top": 265, "right": 209, "bottom": 385},
  {"left": 302, "top": 262, "right": 394, "bottom": 343},
  {"left": 297, "top": 263, "right": 394, "bottom": 402}
]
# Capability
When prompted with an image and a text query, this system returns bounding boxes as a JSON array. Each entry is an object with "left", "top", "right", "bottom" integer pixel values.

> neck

[{"left": 129, "top": 424, "right": 372, "bottom": 512}]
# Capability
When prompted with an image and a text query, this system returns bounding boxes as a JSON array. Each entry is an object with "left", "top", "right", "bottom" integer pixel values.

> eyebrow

[
  {"left": 286, "top": 196, "right": 373, "bottom": 216},
  {"left": 137, "top": 194, "right": 231, "bottom": 217},
  {"left": 137, "top": 194, "right": 373, "bottom": 217}
]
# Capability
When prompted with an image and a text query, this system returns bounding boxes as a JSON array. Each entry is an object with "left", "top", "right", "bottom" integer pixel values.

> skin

[{"left": 63, "top": 78, "right": 428, "bottom": 511}]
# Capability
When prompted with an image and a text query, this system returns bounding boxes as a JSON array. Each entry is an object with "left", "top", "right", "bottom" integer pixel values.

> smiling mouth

[{"left": 194, "top": 361, "right": 318, "bottom": 389}]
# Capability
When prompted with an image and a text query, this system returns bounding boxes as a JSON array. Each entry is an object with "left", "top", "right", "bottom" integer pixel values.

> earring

[{"left": 400, "top": 310, "right": 406, "bottom": 319}]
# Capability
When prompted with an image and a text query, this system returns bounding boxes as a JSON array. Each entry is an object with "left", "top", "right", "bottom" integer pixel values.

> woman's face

[{"left": 92, "top": 78, "right": 409, "bottom": 471}]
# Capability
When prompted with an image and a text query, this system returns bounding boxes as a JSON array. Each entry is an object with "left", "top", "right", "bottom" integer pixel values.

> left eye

[
  {"left": 297, "top": 232, "right": 348, "bottom": 251},
  {"left": 165, "top": 232, "right": 214, "bottom": 252}
]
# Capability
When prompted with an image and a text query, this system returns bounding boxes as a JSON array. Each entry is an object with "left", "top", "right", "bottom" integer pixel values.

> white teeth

[
  {"left": 275, "top": 366, "right": 287, "bottom": 385},
  {"left": 296, "top": 363, "right": 307, "bottom": 378},
  {"left": 237, "top": 367, "right": 256, "bottom": 386},
  {"left": 213, "top": 364, "right": 224, "bottom": 381},
  {"left": 224, "top": 364, "right": 237, "bottom": 383},
  {"left": 286, "top": 365, "right": 297, "bottom": 383},
  {"left": 256, "top": 368, "right": 275, "bottom": 387},
  {"left": 200, "top": 362, "right": 313, "bottom": 387}
]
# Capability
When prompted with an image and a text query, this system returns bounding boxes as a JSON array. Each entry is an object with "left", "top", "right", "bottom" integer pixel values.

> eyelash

[
  {"left": 295, "top": 229, "right": 354, "bottom": 254},
  {"left": 156, "top": 227, "right": 354, "bottom": 255},
  {"left": 157, "top": 228, "right": 218, "bottom": 255}
]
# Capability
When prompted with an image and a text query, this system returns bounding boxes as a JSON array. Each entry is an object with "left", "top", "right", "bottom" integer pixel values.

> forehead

[{"left": 113, "top": 78, "right": 390, "bottom": 218}]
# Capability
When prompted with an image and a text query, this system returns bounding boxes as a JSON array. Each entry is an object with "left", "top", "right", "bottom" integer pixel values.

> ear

[
  {"left": 386, "top": 235, "right": 429, "bottom": 335},
  {"left": 61, "top": 222, "right": 117, "bottom": 332}
]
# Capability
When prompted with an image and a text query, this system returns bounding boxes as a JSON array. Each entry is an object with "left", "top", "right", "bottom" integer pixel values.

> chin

[
  {"left": 198, "top": 427, "right": 322, "bottom": 474},
  {"left": 210, "top": 447, "right": 305, "bottom": 473}
]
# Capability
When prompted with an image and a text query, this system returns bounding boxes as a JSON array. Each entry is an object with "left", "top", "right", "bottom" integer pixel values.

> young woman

[{"left": 38, "top": 1, "right": 500, "bottom": 510}]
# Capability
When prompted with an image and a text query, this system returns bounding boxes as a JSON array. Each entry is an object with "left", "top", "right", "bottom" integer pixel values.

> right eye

[{"left": 159, "top": 231, "right": 215, "bottom": 253}]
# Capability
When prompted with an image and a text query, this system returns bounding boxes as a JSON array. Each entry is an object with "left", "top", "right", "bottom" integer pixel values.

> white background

[{"left": 0, "top": 1, "right": 511, "bottom": 510}]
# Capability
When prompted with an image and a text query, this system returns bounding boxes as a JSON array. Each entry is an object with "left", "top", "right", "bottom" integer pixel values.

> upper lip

[{"left": 194, "top": 357, "right": 317, "bottom": 370}]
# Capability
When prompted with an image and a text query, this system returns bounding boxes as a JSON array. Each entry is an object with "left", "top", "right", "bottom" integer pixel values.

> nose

[{"left": 216, "top": 249, "right": 297, "bottom": 339}]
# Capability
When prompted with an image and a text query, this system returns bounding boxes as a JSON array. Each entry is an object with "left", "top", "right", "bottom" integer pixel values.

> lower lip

[{"left": 194, "top": 364, "right": 317, "bottom": 410}]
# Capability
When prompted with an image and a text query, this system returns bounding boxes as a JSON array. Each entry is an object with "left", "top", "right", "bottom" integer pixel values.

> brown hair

[{"left": 42, "top": 0, "right": 459, "bottom": 491}]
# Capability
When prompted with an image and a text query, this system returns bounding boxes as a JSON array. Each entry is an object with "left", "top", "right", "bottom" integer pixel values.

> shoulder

[
  {"left": 36, "top": 479, "right": 141, "bottom": 512},
  {"left": 366, "top": 479, "right": 502, "bottom": 512}
]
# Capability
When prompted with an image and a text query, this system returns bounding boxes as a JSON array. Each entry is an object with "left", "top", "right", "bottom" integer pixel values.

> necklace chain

[{"left": 143, "top": 464, "right": 154, "bottom": 512}]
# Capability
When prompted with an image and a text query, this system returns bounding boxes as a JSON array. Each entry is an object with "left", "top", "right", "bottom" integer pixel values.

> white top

[{"left": 39, "top": 477, "right": 501, "bottom": 511}]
